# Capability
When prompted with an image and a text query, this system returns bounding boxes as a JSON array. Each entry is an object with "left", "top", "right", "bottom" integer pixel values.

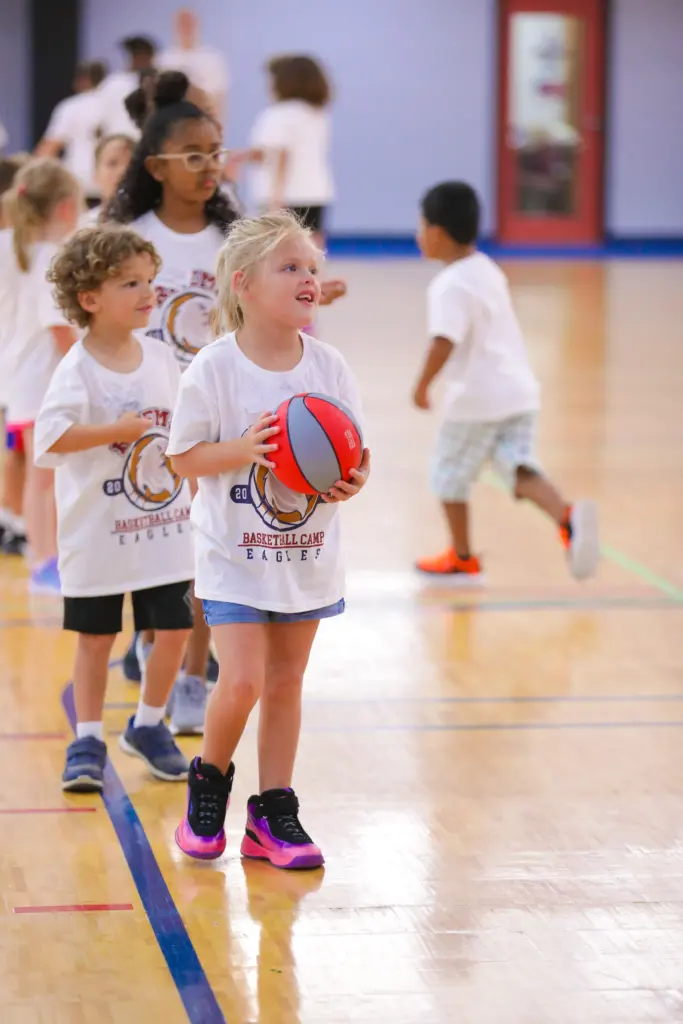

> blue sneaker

[
  {"left": 62, "top": 736, "right": 107, "bottom": 792},
  {"left": 29, "top": 556, "right": 61, "bottom": 595},
  {"left": 122, "top": 631, "right": 142, "bottom": 683},
  {"left": 118, "top": 716, "right": 189, "bottom": 781}
]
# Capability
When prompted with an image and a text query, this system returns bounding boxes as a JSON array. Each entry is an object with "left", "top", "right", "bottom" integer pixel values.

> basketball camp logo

[
  {"left": 231, "top": 464, "right": 319, "bottom": 533},
  {"left": 157, "top": 287, "right": 214, "bottom": 363},
  {"left": 104, "top": 428, "right": 183, "bottom": 512}
]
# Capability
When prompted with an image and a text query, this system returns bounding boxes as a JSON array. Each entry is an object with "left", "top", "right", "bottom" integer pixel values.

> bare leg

[
  {"left": 202, "top": 623, "right": 267, "bottom": 773},
  {"left": 2, "top": 448, "right": 25, "bottom": 517},
  {"left": 515, "top": 466, "right": 567, "bottom": 524},
  {"left": 73, "top": 633, "right": 117, "bottom": 723},
  {"left": 182, "top": 481, "right": 209, "bottom": 679},
  {"left": 443, "top": 501, "right": 472, "bottom": 558},
  {"left": 258, "top": 619, "right": 320, "bottom": 792},
  {"left": 183, "top": 592, "right": 210, "bottom": 678},
  {"left": 142, "top": 629, "right": 190, "bottom": 707}
]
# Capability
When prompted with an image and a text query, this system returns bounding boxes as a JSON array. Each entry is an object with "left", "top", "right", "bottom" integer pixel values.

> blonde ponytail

[
  {"left": 5, "top": 158, "right": 80, "bottom": 272},
  {"left": 213, "top": 210, "right": 321, "bottom": 335}
]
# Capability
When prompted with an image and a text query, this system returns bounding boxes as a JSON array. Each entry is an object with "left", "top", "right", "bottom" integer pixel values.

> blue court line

[{"left": 61, "top": 682, "right": 226, "bottom": 1024}]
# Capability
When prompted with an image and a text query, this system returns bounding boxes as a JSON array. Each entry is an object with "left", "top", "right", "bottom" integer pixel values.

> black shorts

[
  {"left": 63, "top": 580, "right": 194, "bottom": 635},
  {"left": 288, "top": 205, "right": 325, "bottom": 233}
]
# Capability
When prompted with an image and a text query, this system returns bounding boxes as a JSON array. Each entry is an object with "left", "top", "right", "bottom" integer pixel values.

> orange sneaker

[{"left": 416, "top": 548, "right": 485, "bottom": 584}]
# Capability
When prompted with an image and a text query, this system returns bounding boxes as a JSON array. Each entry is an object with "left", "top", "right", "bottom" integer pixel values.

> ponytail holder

[{"left": 17, "top": 184, "right": 27, "bottom": 196}]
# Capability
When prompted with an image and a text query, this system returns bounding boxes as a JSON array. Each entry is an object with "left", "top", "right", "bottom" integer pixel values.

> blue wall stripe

[
  {"left": 61, "top": 682, "right": 225, "bottom": 1024},
  {"left": 326, "top": 235, "right": 683, "bottom": 259}
]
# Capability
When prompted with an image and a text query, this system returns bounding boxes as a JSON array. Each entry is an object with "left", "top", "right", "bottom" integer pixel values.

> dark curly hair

[{"left": 105, "top": 71, "right": 238, "bottom": 236}]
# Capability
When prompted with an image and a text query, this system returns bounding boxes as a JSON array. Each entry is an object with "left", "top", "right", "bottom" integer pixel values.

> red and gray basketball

[{"left": 270, "top": 393, "right": 363, "bottom": 495}]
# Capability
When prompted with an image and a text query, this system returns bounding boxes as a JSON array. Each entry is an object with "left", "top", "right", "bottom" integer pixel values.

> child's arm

[
  {"left": 171, "top": 412, "right": 279, "bottom": 478},
  {"left": 413, "top": 280, "right": 470, "bottom": 410},
  {"left": 412, "top": 336, "right": 454, "bottom": 410},
  {"left": 48, "top": 412, "right": 151, "bottom": 455},
  {"left": 167, "top": 357, "right": 279, "bottom": 479},
  {"left": 269, "top": 149, "right": 288, "bottom": 211}
]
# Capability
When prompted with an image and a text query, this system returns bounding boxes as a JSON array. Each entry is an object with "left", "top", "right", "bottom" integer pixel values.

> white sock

[
  {"left": 134, "top": 701, "right": 166, "bottom": 729},
  {"left": 76, "top": 721, "right": 104, "bottom": 742},
  {"left": 0, "top": 507, "right": 12, "bottom": 529}
]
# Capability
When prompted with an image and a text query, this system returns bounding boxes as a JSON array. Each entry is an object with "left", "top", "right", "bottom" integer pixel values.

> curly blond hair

[{"left": 48, "top": 224, "right": 161, "bottom": 328}]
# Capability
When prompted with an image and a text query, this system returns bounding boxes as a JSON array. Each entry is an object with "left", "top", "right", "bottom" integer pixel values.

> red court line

[
  {"left": 13, "top": 903, "right": 133, "bottom": 915},
  {"left": 0, "top": 807, "right": 97, "bottom": 814},
  {"left": 0, "top": 732, "right": 66, "bottom": 740}
]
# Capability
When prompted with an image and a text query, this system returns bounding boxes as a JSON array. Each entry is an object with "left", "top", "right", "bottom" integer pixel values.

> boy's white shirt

[{"left": 427, "top": 251, "right": 540, "bottom": 422}]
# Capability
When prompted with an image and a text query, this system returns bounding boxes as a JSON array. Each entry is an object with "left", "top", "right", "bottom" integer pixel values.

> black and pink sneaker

[
  {"left": 240, "top": 788, "right": 324, "bottom": 870},
  {"left": 175, "top": 757, "right": 235, "bottom": 860}
]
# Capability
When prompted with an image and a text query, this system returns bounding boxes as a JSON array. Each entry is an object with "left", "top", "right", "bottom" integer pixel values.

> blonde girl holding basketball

[
  {"left": 4, "top": 158, "right": 80, "bottom": 591},
  {"left": 167, "top": 210, "right": 370, "bottom": 868}
]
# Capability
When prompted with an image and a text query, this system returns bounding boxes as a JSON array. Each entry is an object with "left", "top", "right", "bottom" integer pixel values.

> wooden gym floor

[{"left": 1, "top": 257, "right": 683, "bottom": 1024}]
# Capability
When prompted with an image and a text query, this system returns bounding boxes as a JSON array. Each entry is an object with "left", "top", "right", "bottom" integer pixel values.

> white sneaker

[
  {"left": 169, "top": 674, "right": 207, "bottom": 736},
  {"left": 135, "top": 634, "right": 153, "bottom": 687},
  {"left": 565, "top": 500, "right": 600, "bottom": 580}
]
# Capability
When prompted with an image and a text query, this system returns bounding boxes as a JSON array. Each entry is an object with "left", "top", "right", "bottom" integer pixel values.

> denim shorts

[{"left": 203, "top": 598, "right": 345, "bottom": 626}]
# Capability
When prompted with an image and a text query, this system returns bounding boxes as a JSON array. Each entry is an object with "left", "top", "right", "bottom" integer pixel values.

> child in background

[
  {"left": 412, "top": 181, "right": 599, "bottom": 582},
  {"left": 4, "top": 158, "right": 81, "bottom": 592},
  {"left": 0, "top": 153, "right": 30, "bottom": 554},
  {"left": 34, "top": 225, "right": 194, "bottom": 792},
  {"left": 241, "top": 55, "right": 346, "bottom": 307},
  {"left": 109, "top": 71, "right": 348, "bottom": 723},
  {"left": 247, "top": 56, "right": 334, "bottom": 245},
  {"left": 167, "top": 210, "right": 370, "bottom": 868},
  {"left": 80, "top": 134, "right": 135, "bottom": 225},
  {"left": 107, "top": 70, "right": 241, "bottom": 729}
]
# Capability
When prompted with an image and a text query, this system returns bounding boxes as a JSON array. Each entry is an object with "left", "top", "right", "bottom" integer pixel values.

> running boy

[
  {"left": 34, "top": 224, "right": 194, "bottom": 791},
  {"left": 413, "top": 181, "right": 599, "bottom": 582}
]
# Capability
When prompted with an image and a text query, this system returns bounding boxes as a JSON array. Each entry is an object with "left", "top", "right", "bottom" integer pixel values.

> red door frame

[{"left": 497, "top": 0, "right": 606, "bottom": 245}]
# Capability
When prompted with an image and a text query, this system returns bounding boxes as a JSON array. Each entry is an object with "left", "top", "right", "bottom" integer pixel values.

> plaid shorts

[{"left": 431, "top": 413, "right": 541, "bottom": 501}]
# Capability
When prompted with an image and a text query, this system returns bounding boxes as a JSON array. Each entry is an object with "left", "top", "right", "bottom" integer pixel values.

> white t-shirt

[
  {"left": 132, "top": 211, "right": 224, "bottom": 370},
  {"left": 167, "top": 332, "right": 362, "bottom": 612},
  {"left": 43, "top": 91, "right": 102, "bottom": 196},
  {"left": 6, "top": 242, "right": 70, "bottom": 425},
  {"left": 158, "top": 46, "right": 229, "bottom": 109},
  {"left": 34, "top": 339, "right": 194, "bottom": 598},
  {"left": 0, "top": 229, "right": 21, "bottom": 409},
  {"left": 427, "top": 252, "right": 540, "bottom": 422},
  {"left": 250, "top": 101, "right": 333, "bottom": 207},
  {"left": 96, "top": 71, "right": 140, "bottom": 138}
]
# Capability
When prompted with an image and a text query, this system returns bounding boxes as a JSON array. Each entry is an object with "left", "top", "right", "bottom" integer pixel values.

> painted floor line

[
  {"left": 13, "top": 903, "right": 133, "bottom": 915},
  {"left": 61, "top": 682, "right": 226, "bottom": 1024},
  {"left": 297, "top": 719, "right": 683, "bottom": 733}
]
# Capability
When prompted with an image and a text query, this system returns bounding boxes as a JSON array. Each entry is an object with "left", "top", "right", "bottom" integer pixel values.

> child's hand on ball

[
  {"left": 321, "top": 448, "right": 371, "bottom": 502},
  {"left": 241, "top": 412, "right": 280, "bottom": 469}
]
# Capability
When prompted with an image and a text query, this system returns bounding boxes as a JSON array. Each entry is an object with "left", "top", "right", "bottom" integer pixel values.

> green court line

[
  {"left": 600, "top": 543, "right": 683, "bottom": 602},
  {"left": 482, "top": 470, "right": 683, "bottom": 603}
]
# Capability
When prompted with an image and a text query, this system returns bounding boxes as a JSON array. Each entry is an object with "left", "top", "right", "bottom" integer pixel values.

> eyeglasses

[{"left": 155, "top": 149, "right": 233, "bottom": 173}]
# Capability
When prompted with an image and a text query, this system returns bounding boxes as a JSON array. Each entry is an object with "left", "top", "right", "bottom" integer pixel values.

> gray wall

[
  {"left": 0, "top": 0, "right": 30, "bottom": 152},
  {"left": 80, "top": 0, "right": 497, "bottom": 234},
  {"left": 1, "top": 0, "right": 681, "bottom": 235},
  {"left": 605, "top": 0, "right": 683, "bottom": 235}
]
